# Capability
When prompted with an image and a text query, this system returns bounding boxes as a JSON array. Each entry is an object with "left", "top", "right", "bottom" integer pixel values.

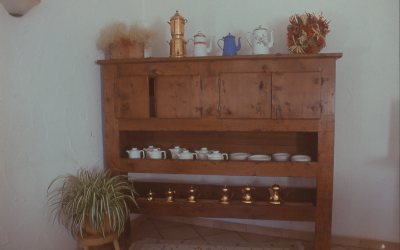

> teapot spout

[
  {"left": 268, "top": 30, "right": 274, "bottom": 48},
  {"left": 207, "top": 36, "right": 214, "bottom": 53},
  {"left": 236, "top": 37, "right": 241, "bottom": 51}
]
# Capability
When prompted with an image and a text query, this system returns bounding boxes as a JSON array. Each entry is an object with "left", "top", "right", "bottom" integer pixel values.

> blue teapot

[{"left": 217, "top": 33, "right": 241, "bottom": 56}]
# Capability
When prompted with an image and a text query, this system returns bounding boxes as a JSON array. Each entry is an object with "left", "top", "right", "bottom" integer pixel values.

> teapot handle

[
  {"left": 217, "top": 38, "right": 224, "bottom": 50},
  {"left": 187, "top": 38, "right": 194, "bottom": 54},
  {"left": 192, "top": 153, "right": 198, "bottom": 160},
  {"left": 140, "top": 150, "right": 145, "bottom": 159},
  {"left": 222, "top": 153, "right": 228, "bottom": 160},
  {"left": 245, "top": 32, "right": 253, "bottom": 47},
  {"left": 161, "top": 151, "right": 166, "bottom": 159}
]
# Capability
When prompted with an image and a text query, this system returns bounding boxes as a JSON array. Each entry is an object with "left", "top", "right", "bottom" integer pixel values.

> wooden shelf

[
  {"left": 118, "top": 118, "right": 320, "bottom": 132},
  {"left": 120, "top": 159, "right": 318, "bottom": 177},
  {"left": 129, "top": 198, "right": 316, "bottom": 222}
]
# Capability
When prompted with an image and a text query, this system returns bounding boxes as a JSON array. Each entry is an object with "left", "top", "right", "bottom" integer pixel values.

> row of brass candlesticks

[{"left": 146, "top": 182, "right": 286, "bottom": 205}]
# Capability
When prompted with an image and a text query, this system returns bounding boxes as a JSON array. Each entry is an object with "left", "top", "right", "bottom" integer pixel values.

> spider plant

[{"left": 46, "top": 168, "right": 139, "bottom": 239}]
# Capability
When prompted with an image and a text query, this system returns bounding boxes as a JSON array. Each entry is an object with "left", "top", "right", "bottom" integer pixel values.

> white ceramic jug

[
  {"left": 187, "top": 31, "right": 214, "bottom": 57},
  {"left": 245, "top": 25, "right": 274, "bottom": 55},
  {"left": 126, "top": 148, "right": 145, "bottom": 159},
  {"left": 169, "top": 146, "right": 186, "bottom": 159},
  {"left": 144, "top": 146, "right": 160, "bottom": 159},
  {"left": 148, "top": 148, "right": 166, "bottom": 159},
  {"left": 195, "top": 147, "right": 211, "bottom": 160},
  {"left": 177, "top": 150, "right": 197, "bottom": 160},
  {"left": 207, "top": 151, "right": 228, "bottom": 160}
]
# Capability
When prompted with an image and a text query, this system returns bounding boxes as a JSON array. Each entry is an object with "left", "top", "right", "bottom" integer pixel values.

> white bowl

[
  {"left": 230, "top": 153, "right": 251, "bottom": 161},
  {"left": 248, "top": 154, "right": 271, "bottom": 161},
  {"left": 291, "top": 155, "right": 311, "bottom": 162},
  {"left": 272, "top": 153, "right": 291, "bottom": 161}
]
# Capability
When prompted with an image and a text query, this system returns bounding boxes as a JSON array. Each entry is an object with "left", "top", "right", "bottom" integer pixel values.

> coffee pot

[
  {"left": 143, "top": 146, "right": 160, "bottom": 158},
  {"left": 165, "top": 188, "right": 179, "bottom": 202},
  {"left": 220, "top": 185, "right": 234, "bottom": 204},
  {"left": 167, "top": 11, "right": 188, "bottom": 58},
  {"left": 126, "top": 148, "right": 145, "bottom": 159},
  {"left": 268, "top": 182, "right": 285, "bottom": 205},
  {"left": 195, "top": 147, "right": 211, "bottom": 160},
  {"left": 241, "top": 183, "right": 256, "bottom": 204},
  {"left": 177, "top": 150, "right": 198, "bottom": 160},
  {"left": 187, "top": 31, "right": 214, "bottom": 57},
  {"left": 147, "top": 148, "right": 167, "bottom": 159},
  {"left": 169, "top": 146, "right": 186, "bottom": 159},
  {"left": 147, "top": 190, "right": 155, "bottom": 201},
  {"left": 245, "top": 25, "right": 274, "bottom": 55},
  {"left": 187, "top": 186, "right": 201, "bottom": 203},
  {"left": 207, "top": 151, "right": 228, "bottom": 160},
  {"left": 217, "top": 33, "right": 241, "bottom": 56}
]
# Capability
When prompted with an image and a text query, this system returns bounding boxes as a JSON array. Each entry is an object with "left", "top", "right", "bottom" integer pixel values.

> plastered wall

[{"left": 0, "top": 0, "right": 398, "bottom": 249}]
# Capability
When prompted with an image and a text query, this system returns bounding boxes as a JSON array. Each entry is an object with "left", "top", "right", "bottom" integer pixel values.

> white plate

[
  {"left": 291, "top": 155, "right": 311, "bottom": 162},
  {"left": 248, "top": 154, "right": 271, "bottom": 161},
  {"left": 272, "top": 153, "right": 291, "bottom": 161},
  {"left": 230, "top": 153, "right": 251, "bottom": 161}
]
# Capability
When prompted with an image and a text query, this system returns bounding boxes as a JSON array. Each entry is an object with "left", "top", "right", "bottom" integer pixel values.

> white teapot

[
  {"left": 126, "top": 148, "right": 145, "bottom": 159},
  {"left": 169, "top": 146, "right": 186, "bottom": 159},
  {"left": 147, "top": 148, "right": 166, "bottom": 159},
  {"left": 177, "top": 150, "right": 197, "bottom": 160},
  {"left": 187, "top": 31, "right": 214, "bottom": 57},
  {"left": 207, "top": 151, "right": 228, "bottom": 161},
  {"left": 144, "top": 146, "right": 160, "bottom": 158},
  {"left": 195, "top": 147, "right": 211, "bottom": 160},
  {"left": 245, "top": 25, "right": 274, "bottom": 55}
]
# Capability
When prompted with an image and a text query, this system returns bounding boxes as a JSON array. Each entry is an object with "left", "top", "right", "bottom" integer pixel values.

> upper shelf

[{"left": 97, "top": 53, "right": 343, "bottom": 65}]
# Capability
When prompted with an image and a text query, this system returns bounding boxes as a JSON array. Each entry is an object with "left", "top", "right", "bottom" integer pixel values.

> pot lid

[
  {"left": 255, "top": 25, "right": 267, "bottom": 31},
  {"left": 244, "top": 183, "right": 251, "bottom": 190},
  {"left": 194, "top": 31, "right": 206, "bottom": 37},
  {"left": 272, "top": 182, "right": 280, "bottom": 190},
  {"left": 170, "top": 10, "right": 187, "bottom": 23},
  {"left": 225, "top": 33, "right": 235, "bottom": 38},
  {"left": 196, "top": 147, "right": 209, "bottom": 153}
]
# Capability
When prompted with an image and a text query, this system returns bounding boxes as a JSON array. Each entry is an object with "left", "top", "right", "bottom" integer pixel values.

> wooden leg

[{"left": 113, "top": 239, "right": 121, "bottom": 250}]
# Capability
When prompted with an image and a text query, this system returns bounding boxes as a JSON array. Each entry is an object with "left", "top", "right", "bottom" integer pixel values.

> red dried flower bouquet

[{"left": 287, "top": 12, "right": 330, "bottom": 54}]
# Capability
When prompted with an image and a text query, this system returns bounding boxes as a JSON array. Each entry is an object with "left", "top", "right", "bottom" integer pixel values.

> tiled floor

[{"left": 98, "top": 218, "right": 378, "bottom": 250}]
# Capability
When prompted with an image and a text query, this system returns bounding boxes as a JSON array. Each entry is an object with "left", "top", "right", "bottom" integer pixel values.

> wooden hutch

[{"left": 97, "top": 53, "right": 342, "bottom": 249}]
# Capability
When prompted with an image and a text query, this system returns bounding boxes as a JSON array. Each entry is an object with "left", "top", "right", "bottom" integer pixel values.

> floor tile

[
  {"left": 203, "top": 232, "right": 248, "bottom": 242},
  {"left": 237, "top": 232, "right": 280, "bottom": 242},
  {"left": 158, "top": 225, "right": 201, "bottom": 240},
  {"left": 186, "top": 237, "right": 206, "bottom": 242},
  {"left": 127, "top": 229, "right": 163, "bottom": 246},
  {"left": 151, "top": 218, "right": 185, "bottom": 230},
  {"left": 192, "top": 225, "right": 230, "bottom": 237},
  {"left": 131, "top": 219, "right": 157, "bottom": 233}
]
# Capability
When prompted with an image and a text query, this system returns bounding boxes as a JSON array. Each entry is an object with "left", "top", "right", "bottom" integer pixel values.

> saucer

[
  {"left": 272, "top": 153, "right": 291, "bottom": 161},
  {"left": 248, "top": 154, "right": 271, "bottom": 161},
  {"left": 291, "top": 155, "right": 311, "bottom": 162}
]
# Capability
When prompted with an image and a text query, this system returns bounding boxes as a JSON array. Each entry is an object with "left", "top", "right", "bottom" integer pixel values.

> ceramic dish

[
  {"left": 291, "top": 155, "right": 311, "bottom": 162},
  {"left": 248, "top": 154, "right": 271, "bottom": 161},
  {"left": 272, "top": 153, "right": 291, "bottom": 161},
  {"left": 230, "top": 153, "right": 251, "bottom": 161}
]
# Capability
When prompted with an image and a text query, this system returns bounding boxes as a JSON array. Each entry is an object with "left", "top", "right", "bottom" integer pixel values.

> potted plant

[
  {"left": 46, "top": 168, "right": 139, "bottom": 238},
  {"left": 96, "top": 20, "right": 157, "bottom": 59}
]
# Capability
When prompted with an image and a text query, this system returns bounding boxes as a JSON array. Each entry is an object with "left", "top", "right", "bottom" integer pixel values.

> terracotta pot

[{"left": 83, "top": 215, "right": 110, "bottom": 235}]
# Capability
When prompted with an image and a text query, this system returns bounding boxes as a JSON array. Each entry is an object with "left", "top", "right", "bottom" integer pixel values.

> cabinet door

[
  {"left": 220, "top": 73, "right": 271, "bottom": 119},
  {"left": 155, "top": 75, "right": 201, "bottom": 118},
  {"left": 272, "top": 72, "right": 321, "bottom": 119},
  {"left": 114, "top": 76, "right": 149, "bottom": 119}
]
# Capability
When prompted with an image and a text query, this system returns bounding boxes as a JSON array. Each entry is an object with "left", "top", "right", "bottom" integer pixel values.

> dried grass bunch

[
  {"left": 96, "top": 20, "right": 157, "bottom": 53},
  {"left": 287, "top": 12, "right": 330, "bottom": 54},
  {"left": 46, "top": 168, "right": 139, "bottom": 239}
]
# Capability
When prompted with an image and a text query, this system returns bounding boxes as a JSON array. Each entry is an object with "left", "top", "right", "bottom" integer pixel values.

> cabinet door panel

[
  {"left": 114, "top": 76, "right": 149, "bottom": 119},
  {"left": 220, "top": 73, "right": 271, "bottom": 119},
  {"left": 272, "top": 72, "right": 321, "bottom": 119},
  {"left": 201, "top": 76, "right": 219, "bottom": 117},
  {"left": 155, "top": 75, "right": 201, "bottom": 118}
]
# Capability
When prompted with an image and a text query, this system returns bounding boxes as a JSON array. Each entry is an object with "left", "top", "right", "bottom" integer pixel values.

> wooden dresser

[{"left": 97, "top": 53, "right": 342, "bottom": 249}]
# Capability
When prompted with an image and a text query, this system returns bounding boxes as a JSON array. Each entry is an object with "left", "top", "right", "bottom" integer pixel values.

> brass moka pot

[
  {"left": 241, "top": 183, "right": 255, "bottom": 204},
  {"left": 187, "top": 186, "right": 201, "bottom": 203},
  {"left": 165, "top": 188, "right": 179, "bottom": 202},
  {"left": 167, "top": 10, "right": 188, "bottom": 58},
  {"left": 147, "top": 190, "right": 155, "bottom": 201},
  {"left": 168, "top": 10, "right": 187, "bottom": 36},
  {"left": 268, "top": 182, "right": 283, "bottom": 205},
  {"left": 220, "top": 185, "right": 234, "bottom": 204}
]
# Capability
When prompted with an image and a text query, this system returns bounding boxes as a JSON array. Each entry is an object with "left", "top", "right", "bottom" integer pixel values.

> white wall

[{"left": 0, "top": 0, "right": 398, "bottom": 249}]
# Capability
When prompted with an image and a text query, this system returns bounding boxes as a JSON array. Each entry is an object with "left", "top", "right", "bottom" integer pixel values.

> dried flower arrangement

[
  {"left": 96, "top": 20, "right": 157, "bottom": 58},
  {"left": 287, "top": 12, "right": 330, "bottom": 54}
]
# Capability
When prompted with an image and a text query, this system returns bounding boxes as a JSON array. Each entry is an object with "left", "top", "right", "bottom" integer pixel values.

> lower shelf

[
  {"left": 120, "top": 158, "right": 318, "bottom": 177},
  {"left": 129, "top": 197, "right": 316, "bottom": 222}
]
